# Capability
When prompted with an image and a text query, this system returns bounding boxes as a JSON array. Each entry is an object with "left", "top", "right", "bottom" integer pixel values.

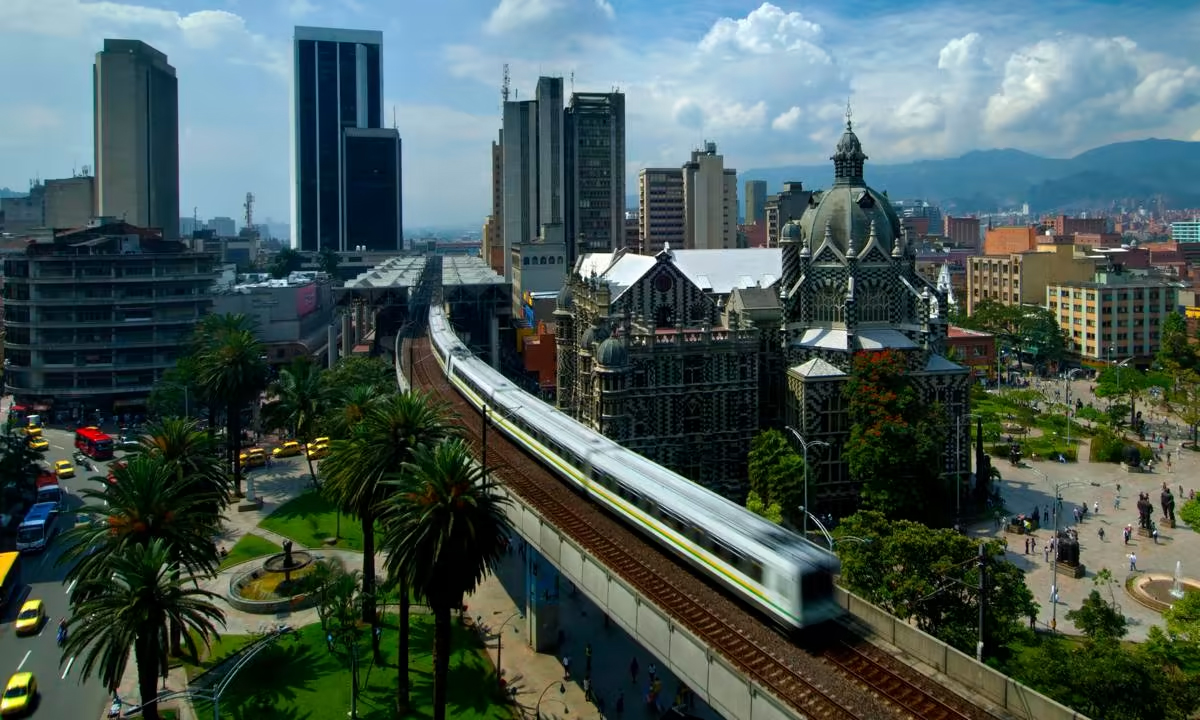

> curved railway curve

[{"left": 409, "top": 335, "right": 994, "bottom": 720}]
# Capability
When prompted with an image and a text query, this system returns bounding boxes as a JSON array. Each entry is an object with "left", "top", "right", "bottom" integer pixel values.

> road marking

[
  {"left": 52, "top": 445, "right": 65, "bottom": 450},
  {"left": 17, "top": 651, "right": 29, "bottom": 671},
  {"left": 66, "top": 579, "right": 77, "bottom": 596},
  {"left": 61, "top": 656, "right": 75, "bottom": 679}
]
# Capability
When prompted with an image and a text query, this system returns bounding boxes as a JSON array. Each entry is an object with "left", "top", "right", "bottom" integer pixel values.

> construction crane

[{"left": 244, "top": 192, "right": 255, "bottom": 230}]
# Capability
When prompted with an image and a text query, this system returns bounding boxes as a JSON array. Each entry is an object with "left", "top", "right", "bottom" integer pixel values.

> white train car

[{"left": 428, "top": 305, "right": 842, "bottom": 630}]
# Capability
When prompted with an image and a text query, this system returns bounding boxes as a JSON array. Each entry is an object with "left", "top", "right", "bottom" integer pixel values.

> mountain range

[
  {"left": 737, "top": 139, "right": 1200, "bottom": 215},
  {"left": 0, "top": 188, "right": 26, "bottom": 199}
]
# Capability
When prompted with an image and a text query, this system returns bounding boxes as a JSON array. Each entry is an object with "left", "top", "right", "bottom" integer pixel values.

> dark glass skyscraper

[{"left": 292, "top": 26, "right": 401, "bottom": 252}]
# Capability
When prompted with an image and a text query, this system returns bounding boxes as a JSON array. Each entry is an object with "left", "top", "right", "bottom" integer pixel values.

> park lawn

[
  {"left": 258, "top": 491, "right": 364, "bottom": 551},
  {"left": 219, "top": 533, "right": 283, "bottom": 570},
  {"left": 190, "top": 616, "right": 515, "bottom": 720},
  {"left": 179, "top": 632, "right": 260, "bottom": 681}
]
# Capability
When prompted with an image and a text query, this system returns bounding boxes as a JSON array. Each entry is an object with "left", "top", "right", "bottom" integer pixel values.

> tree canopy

[
  {"left": 957, "top": 299, "right": 1068, "bottom": 369},
  {"left": 843, "top": 350, "right": 947, "bottom": 524},
  {"left": 1158, "top": 311, "right": 1198, "bottom": 372},
  {"left": 745, "top": 429, "right": 804, "bottom": 523}
]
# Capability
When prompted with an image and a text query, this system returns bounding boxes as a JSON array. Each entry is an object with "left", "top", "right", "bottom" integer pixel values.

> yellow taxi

[
  {"left": 13, "top": 600, "right": 43, "bottom": 636},
  {"left": 20, "top": 427, "right": 42, "bottom": 441},
  {"left": 238, "top": 448, "right": 267, "bottom": 468},
  {"left": 306, "top": 437, "right": 331, "bottom": 460},
  {"left": 272, "top": 440, "right": 302, "bottom": 458},
  {"left": 0, "top": 672, "right": 36, "bottom": 716},
  {"left": 54, "top": 460, "right": 75, "bottom": 479},
  {"left": 27, "top": 437, "right": 49, "bottom": 452}
]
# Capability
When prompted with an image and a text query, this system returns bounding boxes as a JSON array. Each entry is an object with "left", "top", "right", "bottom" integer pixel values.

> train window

[
  {"left": 661, "top": 509, "right": 687, "bottom": 534},
  {"left": 747, "top": 561, "right": 764, "bottom": 584}
]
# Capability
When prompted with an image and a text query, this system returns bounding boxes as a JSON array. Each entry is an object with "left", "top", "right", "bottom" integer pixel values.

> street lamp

[
  {"left": 1062, "top": 369, "right": 1082, "bottom": 449},
  {"left": 534, "top": 680, "right": 567, "bottom": 719},
  {"left": 785, "top": 427, "right": 830, "bottom": 541},
  {"left": 796, "top": 505, "right": 869, "bottom": 551},
  {"left": 492, "top": 611, "right": 523, "bottom": 690}
]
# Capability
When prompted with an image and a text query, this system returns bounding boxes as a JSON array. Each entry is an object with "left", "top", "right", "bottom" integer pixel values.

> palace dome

[{"left": 595, "top": 337, "right": 629, "bottom": 368}]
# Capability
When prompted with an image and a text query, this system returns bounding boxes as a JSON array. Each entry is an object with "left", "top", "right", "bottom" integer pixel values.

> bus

[
  {"left": 75, "top": 426, "right": 115, "bottom": 460},
  {"left": 16, "top": 502, "right": 58, "bottom": 552},
  {"left": 0, "top": 552, "right": 20, "bottom": 614}
]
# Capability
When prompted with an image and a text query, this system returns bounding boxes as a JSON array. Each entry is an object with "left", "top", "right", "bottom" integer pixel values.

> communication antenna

[
  {"left": 244, "top": 192, "right": 255, "bottom": 229},
  {"left": 501, "top": 63, "right": 510, "bottom": 103},
  {"left": 193, "top": 206, "right": 198, "bottom": 226},
  {"left": 570, "top": 70, "right": 574, "bottom": 93},
  {"left": 392, "top": 105, "right": 397, "bottom": 130}
]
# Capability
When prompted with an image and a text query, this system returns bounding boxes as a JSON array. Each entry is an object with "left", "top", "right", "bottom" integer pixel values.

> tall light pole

[
  {"left": 956, "top": 413, "right": 982, "bottom": 520},
  {"left": 534, "top": 680, "right": 567, "bottom": 719},
  {"left": 492, "top": 611, "right": 523, "bottom": 690},
  {"left": 1063, "top": 368, "right": 1082, "bottom": 449},
  {"left": 786, "top": 426, "right": 829, "bottom": 540},
  {"left": 796, "top": 505, "right": 868, "bottom": 552}
]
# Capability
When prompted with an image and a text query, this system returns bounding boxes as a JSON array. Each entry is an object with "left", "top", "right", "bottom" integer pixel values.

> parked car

[{"left": 272, "top": 441, "right": 302, "bottom": 458}]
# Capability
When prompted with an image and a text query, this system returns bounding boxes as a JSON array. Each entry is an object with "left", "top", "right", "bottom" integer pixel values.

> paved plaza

[{"left": 969, "top": 376, "right": 1198, "bottom": 641}]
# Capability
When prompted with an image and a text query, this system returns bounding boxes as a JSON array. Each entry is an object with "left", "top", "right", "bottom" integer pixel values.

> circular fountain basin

[
  {"left": 227, "top": 551, "right": 321, "bottom": 615},
  {"left": 1127, "top": 574, "right": 1200, "bottom": 613}
]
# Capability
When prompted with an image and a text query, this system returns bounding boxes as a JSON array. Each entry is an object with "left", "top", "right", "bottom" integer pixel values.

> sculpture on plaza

[
  {"left": 1161, "top": 485, "right": 1177, "bottom": 525},
  {"left": 1138, "top": 492, "right": 1154, "bottom": 530},
  {"left": 1123, "top": 445, "right": 1142, "bottom": 468},
  {"left": 1056, "top": 528, "right": 1081, "bottom": 566}
]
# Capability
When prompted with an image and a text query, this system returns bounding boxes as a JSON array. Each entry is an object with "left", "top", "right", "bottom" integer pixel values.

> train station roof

[
  {"left": 442, "top": 255, "right": 506, "bottom": 287},
  {"left": 344, "top": 255, "right": 427, "bottom": 289}
]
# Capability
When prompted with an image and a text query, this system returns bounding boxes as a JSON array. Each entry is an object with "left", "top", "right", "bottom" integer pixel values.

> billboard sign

[{"left": 295, "top": 283, "right": 318, "bottom": 319}]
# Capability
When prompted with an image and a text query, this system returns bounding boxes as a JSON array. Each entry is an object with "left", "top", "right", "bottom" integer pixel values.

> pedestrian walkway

[
  {"left": 971, "top": 434, "right": 1200, "bottom": 641},
  {"left": 467, "top": 546, "right": 719, "bottom": 719}
]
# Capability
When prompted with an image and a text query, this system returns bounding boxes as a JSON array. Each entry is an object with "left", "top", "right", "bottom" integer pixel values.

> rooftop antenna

[
  {"left": 845, "top": 97, "right": 853, "bottom": 129},
  {"left": 570, "top": 70, "right": 574, "bottom": 93},
  {"left": 244, "top": 192, "right": 255, "bottom": 229},
  {"left": 392, "top": 105, "right": 397, "bottom": 130}
]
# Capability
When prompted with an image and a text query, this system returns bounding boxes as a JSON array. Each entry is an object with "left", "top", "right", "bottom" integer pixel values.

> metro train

[{"left": 427, "top": 305, "right": 842, "bottom": 631}]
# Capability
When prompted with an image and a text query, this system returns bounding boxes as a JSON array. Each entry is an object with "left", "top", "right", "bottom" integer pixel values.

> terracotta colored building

[
  {"left": 947, "top": 326, "right": 996, "bottom": 379},
  {"left": 1052, "top": 215, "right": 1107, "bottom": 236},
  {"left": 1071, "top": 232, "right": 1122, "bottom": 248},
  {"left": 983, "top": 226, "right": 1039, "bottom": 255},
  {"left": 944, "top": 216, "right": 981, "bottom": 248}
]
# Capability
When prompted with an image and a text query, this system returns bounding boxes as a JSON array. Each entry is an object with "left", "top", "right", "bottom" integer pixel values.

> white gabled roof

[
  {"left": 790, "top": 358, "right": 846, "bottom": 378},
  {"left": 575, "top": 248, "right": 782, "bottom": 298}
]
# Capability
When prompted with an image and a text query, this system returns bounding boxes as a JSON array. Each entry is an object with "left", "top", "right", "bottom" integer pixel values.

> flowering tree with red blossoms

[{"left": 843, "top": 349, "right": 947, "bottom": 525}]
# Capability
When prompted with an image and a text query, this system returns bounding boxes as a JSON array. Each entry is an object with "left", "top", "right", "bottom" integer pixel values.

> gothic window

[
  {"left": 822, "top": 393, "right": 849, "bottom": 433},
  {"left": 860, "top": 286, "right": 890, "bottom": 323},
  {"left": 682, "top": 395, "right": 703, "bottom": 434},
  {"left": 683, "top": 356, "right": 704, "bottom": 384},
  {"left": 690, "top": 302, "right": 707, "bottom": 323},
  {"left": 814, "top": 281, "right": 844, "bottom": 323},
  {"left": 654, "top": 272, "right": 674, "bottom": 293},
  {"left": 655, "top": 304, "right": 675, "bottom": 328}
]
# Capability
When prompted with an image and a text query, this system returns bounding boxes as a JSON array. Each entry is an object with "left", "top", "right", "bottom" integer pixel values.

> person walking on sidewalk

[
  {"left": 630, "top": 657, "right": 639, "bottom": 684},
  {"left": 1129, "top": 552, "right": 1138, "bottom": 571}
]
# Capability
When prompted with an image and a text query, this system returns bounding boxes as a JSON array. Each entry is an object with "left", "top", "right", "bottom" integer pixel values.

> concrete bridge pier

[{"left": 525, "top": 549, "right": 561, "bottom": 653}]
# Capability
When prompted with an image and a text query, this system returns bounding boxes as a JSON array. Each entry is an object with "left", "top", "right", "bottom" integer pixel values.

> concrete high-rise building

[
  {"left": 744, "top": 179, "right": 767, "bottom": 225},
  {"left": 207, "top": 216, "right": 237, "bottom": 237},
  {"left": 944, "top": 215, "right": 982, "bottom": 248},
  {"left": 682, "top": 142, "right": 737, "bottom": 250},
  {"left": 638, "top": 168, "right": 684, "bottom": 255},
  {"left": 1172, "top": 220, "right": 1200, "bottom": 243},
  {"left": 293, "top": 27, "right": 401, "bottom": 253},
  {"left": 93, "top": 39, "right": 179, "bottom": 240},
  {"left": 481, "top": 131, "right": 506, "bottom": 274},
  {"left": 536, "top": 77, "right": 565, "bottom": 229},
  {"left": 764, "top": 181, "right": 811, "bottom": 248},
  {"left": 564, "top": 92, "right": 625, "bottom": 265},
  {"left": 502, "top": 100, "right": 538, "bottom": 280}
]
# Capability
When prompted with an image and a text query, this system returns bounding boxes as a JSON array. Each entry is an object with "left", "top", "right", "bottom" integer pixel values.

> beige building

[
  {"left": 638, "top": 167, "right": 684, "bottom": 255},
  {"left": 966, "top": 244, "right": 1099, "bottom": 313},
  {"left": 0, "top": 176, "right": 96, "bottom": 235},
  {"left": 764, "top": 181, "right": 812, "bottom": 248},
  {"left": 94, "top": 40, "right": 179, "bottom": 240},
  {"left": 1047, "top": 271, "right": 1179, "bottom": 362},
  {"left": 683, "top": 142, "right": 737, "bottom": 250}
]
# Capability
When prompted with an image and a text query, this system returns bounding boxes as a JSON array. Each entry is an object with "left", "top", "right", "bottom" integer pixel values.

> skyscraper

[
  {"left": 564, "top": 92, "right": 625, "bottom": 265},
  {"left": 292, "top": 26, "right": 402, "bottom": 252},
  {"left": 535, "top": 77, "right": 565, "bottom": 228},
  {"left": 683, "top": 142, "right": 737, "bottom": 250},
  {"left": 93, "top": 39, "right": 179, "bottom": 239},
  {"left": 744, "top": 179, "right": 766, "bottom": 225},
  {"left": 502, "top": 100, "right": 538, "bottom": 280},
  {"left": 639, "top": 168, "right": 685, "bottom": 255}
]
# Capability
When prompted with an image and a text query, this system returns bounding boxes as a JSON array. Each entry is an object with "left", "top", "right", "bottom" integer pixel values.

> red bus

[{"left": 75, "top": 427, "right": 115, "bottom": 460}]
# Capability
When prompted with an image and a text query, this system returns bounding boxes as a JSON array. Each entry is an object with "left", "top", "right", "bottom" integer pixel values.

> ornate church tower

[{"left": 554, "top": 283, "right": 577, "bottom": 413}]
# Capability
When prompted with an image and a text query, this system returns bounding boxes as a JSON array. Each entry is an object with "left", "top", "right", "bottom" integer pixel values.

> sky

[{"left": 2, "top": 0, "right": 1199, "bottom": 232}]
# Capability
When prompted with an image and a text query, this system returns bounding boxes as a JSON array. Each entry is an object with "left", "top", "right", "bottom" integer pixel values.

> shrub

[
  {"left": 1089, "top": 430, "right": 1152, "bottom": 464},
  {"left": 1180, "top": 499, "right": 1200, "bottom": 528}
]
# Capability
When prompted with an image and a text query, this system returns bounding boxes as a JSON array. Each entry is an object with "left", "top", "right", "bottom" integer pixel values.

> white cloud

[
  {"left": 286, "top": 0, "right": 318, "bottom": 18},
  {"left": 771, "top": 106, "right": 802, "bottom": 131},
  {"left": 938, "top": 32, "right": 987, "bottom": 73},
  {"left": 485, "top": 0, "right": 613, "bottom": 36},
  {"left": 699, "top": 2, "right": 828, "bottom": 63}
]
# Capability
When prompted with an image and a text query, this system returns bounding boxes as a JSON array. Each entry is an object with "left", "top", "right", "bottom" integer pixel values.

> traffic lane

[{"left": 0, "top": 537, "right": 107, "bottom": 720}]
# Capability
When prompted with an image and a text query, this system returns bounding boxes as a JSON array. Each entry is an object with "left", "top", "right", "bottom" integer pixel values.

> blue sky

[{"left": 1, "top": 0, "right": 1198, "bottom": 231}]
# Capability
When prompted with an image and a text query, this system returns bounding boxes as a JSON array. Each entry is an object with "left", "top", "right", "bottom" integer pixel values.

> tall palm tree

[
  {"left": 195, "top": 327, "right": 269, "bottom": 497},
  {"left": 63, "top": 540, "right": 225, "bottom": 720},
  {"left": 60, "top": 455, "right": 220, "bottom": 593},
  {"left": 263, "top": 357, "right": 332, "bottom": 488},
  {"left": 320, "top": 392, "right": 454, "bottom": 679},
  {"left": 323, "top": 383, "right": 384, "bottom": 440},
  {"left": 381, "top": 439, "right": 513, "bottom": 720},
  {"left": 189, "top": 313, "right": 258, "bottom": 430}
]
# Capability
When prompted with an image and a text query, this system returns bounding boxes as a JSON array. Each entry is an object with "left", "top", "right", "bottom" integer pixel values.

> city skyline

[{"left": 1, "top": 0, "right": 1198, "bottom": 230}]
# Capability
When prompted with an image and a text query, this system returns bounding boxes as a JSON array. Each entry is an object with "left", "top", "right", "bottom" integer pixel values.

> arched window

[
  {"left": 813, "top": 281, "right": 844, "bottom": 323},
  {"left": 540, "top": 256, "right": 548, "bottom": 265},
  {"left": 523, "top": 256, "right": 530, "bottom": 266}
]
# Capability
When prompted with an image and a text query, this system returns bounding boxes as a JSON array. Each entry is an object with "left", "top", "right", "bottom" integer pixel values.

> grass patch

[
  {"left": 190, "top": 616, "right": 514, "bottom": 720},
  {"left": 179, "top": 632, "right": 259, "bottom": 682},
  {"left": 259, "top": 491, "right": 363, "bottom": 551},
  {"left": 219, "top": 533, "right": 283, "bottom": 571}
]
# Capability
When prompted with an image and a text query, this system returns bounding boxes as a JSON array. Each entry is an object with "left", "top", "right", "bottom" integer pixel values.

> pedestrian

[
  {"left": 585, "top": 643, "right": 592, "bottom": 674},
  {"left": 648, "top": 662, "right": 657, "bottom": 682},
  {"left": 630, "top": 657, "right": 639, "bottom": 684},
  {"left": 1098, "top": 527, "right": 1105, "bottom": 542},
  {"left": 1030, "top": 536, "right": 1037, "bottom": 552},
  {"left": 1094, "top": 501, "right": 1100, "bottom": 515},
  {"left": 1044, "top": 545, "right": 1050, "bottom": 563},
  {"left": 1114, "top": 495, "right": 1121, "bottom": 510},
  {"left": 616, "top": 691, "right": 625, "bottom": 715},
  {"left": 1168, "top": 456, "right": 1174, "bottom": 472},
  {"left": 563, "top": 655, "right": 571, "bottom": 680},
  {"left": 583, "top": 676, "right": 593, "bottom": 702},
  {"left": 1050, "top": 584, "right": 1059, "bottom": 604},
  {"left": 1024, "top": 537, "right": 1030, "bottom": 554},
  {"left": 1129, "top": 552, "right": 1138, "bottom": 571},
  {"left": 1153, "top": 528, "right": 1160, "bottom": 544}
]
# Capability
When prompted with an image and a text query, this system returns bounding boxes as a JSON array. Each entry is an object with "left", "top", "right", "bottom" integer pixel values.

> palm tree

[
  {"left": 263, "top": 357, "right": 332, "bottom": 488},
  {"left": 60, "top": 455, "right": 220, "bottom": 594},
  {"left": 189, "top": 313, "right": 258, "bottom": 430},
  {"left": 381, "top": 439, "right": 513, "bottom": 720},
  {"left": 323, "top": 384, "right": 384, "bottom": 440},
  {"left": 63, "top": 540, "right": 225, "bottom": 720},
  {"left": 195, "top": 326, "right": 269, "bottom": 497},
  {"left": 320, "top": 392, "right": 454, "bottom": 682},
  {"left": 311, "top": 558, "right": 367, "bottom": 719}
]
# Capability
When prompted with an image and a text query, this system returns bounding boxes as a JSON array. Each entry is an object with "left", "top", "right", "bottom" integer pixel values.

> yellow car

[
  {"left": 13, "top": 600, "right": 43, "bottom": 636},
  {"left": 306, "top": 437, "right": 330, "bottom": 460},
  {"left": 27, "top": 437, "right": 49, "bottom": 452},
  {"left": 238, "top": 448, "right": 267, "bottom": 468},
  {"left": 272, "top": 441, "right": 302, "bottom": 458},
  {"left": 0, "top": 672, "right": 36, "bottom": 716},
  {"left": 54, "top": 460, "right": 75, "bottom": 479}
]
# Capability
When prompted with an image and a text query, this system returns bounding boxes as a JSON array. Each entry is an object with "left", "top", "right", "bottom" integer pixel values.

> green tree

[
  {"left": 1066, "top": 589, "right": 1127, "bottom": 640},
  {"left": 194, "top": 320, "right": 269, "bottom": 497},
  {"left": 959, "top": 300, "right": 1066, "bottom": 371},
  {"left": 311, "top": 558, "right": 367, "bottom": 720},
  {"left": 1158, "top": 312, "right": 1197, "bottom": 371},
  {"left": 318, "top": 247, "right": 341, "bottom": 277},
  {"left": 745, "top": 490, "right": 783, "bottom": 523},
  {"left": 324, "top": 355, "right": 395, "bottom": 395},
  {"left": 146, "top": 359, "right": 205, "bottom": 419},
  {"left": 746, "top": 429, "right": 804, "bottom": 521},
  {"left": 834, "top": 511, "right": 1037, "bottom": 657},
  {"left": 843, "top": 350, "right": 947, "bottom": 524},
  {"left": 263, "top": 357, "right": 333, "bottom": 488},
  {"left": 320, "top": 391, "right": 454, "bottom": 678},
  {"left": 1166, "top": 369, "right": 1200, "bottom": 446},
  {"left": 1095, "top": 366, "right": 1172, "bottom": 429},
  {"left": 382, "top": 438, "right": 513, "bottom": 720},
  {"left": 269, "top": 246, "right": 303, "bottom": 278},
  {"left": 63, "top": 540, "right": 225, "bottom": 720}
]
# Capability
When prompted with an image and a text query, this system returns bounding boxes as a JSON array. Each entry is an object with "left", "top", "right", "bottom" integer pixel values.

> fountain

[
  {"left": 228, "top": 540, "right": 319, "bottom": 615},
  {"left": 1171, "top": 561, "right": 1186, "bottom": 599}
]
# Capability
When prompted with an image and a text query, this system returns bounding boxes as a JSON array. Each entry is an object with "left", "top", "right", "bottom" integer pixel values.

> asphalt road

[{"left": 0, "top": 425, "right": 110, "bottom": 720}]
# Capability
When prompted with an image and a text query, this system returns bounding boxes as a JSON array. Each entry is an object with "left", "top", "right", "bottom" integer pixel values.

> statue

[
  {"left": 1137, "top": 492, "right": 1154, "bottom": 530},
  {"left": 1123, "top": 445, "right": 1142, "bottom": 468},
  {"left": 1056, "top": 529, "right": 1081, "bottom": 566},
  {"left": 1162, "top": 485, "right": 1177, "bottom": 525},
  {"left": 283, "top": 539, "right": 294, "bottom": 567}
]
